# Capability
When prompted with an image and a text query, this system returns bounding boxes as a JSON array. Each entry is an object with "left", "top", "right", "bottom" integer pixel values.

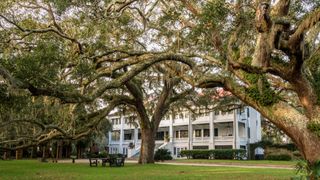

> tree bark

[
  {"left": 138, "top": 128, "right": 156, "bottom": 164},
  {"left": 256, "top": 102, "right": 320, "bottom": 165}
]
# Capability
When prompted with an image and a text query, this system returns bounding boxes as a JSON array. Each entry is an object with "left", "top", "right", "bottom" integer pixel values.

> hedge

[
  {"left": 265, "top": 154, "right": 292, "bottom": 161},
  {"left": 154, "top": 149, "right": 173, "bottom": 161},
  {"left": 180, "top": 149, "right": 246, "bottom": 160}
]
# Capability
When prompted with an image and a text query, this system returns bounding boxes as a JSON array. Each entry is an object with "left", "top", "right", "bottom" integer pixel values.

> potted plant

[{"left": 164, "top": 135, "right": 170, "bottom": 142}]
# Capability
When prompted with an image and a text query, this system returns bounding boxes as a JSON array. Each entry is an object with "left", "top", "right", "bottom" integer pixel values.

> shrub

[
  {"left": 154, "top": 149, "right": 173, "bottom": 161},
  {"left": 292, "top": 151, "right": 301, "bottom": 157},
  {"left": 87, "top": 153, "right": 98, "bottom": 158},
  {"left": 98, "top": 151, "right": 108, "bottom": 158},
  {"left": 180, "top": 149, "right": 246, "bottom": 160},
  {"left": 293, "top": 160, "right": 320, "bottom": 179},
  {"left": 265, "top": 154, "right": 292, "bottom": 161}
]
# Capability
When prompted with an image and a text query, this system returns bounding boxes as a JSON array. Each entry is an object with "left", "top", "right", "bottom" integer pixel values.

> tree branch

[{"left": 289, "top": 7, "right": 320, "bottom": 49}]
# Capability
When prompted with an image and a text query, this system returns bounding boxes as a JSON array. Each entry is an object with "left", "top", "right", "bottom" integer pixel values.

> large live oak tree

[
  {"left": 157, "top": 0, "right": 320, "bottom": 165},
  {"left": 1, "top": 0, "right": 320, "bottom": 169},
  {"left": 0, "top": 1, "right": 192, "bottom": 150}
]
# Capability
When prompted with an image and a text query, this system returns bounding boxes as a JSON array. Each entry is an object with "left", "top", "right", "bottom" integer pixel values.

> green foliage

[
  {"left": 180, "top": 149, "right": 246, "bottom": 160},
  {"left": 200, "top": 0, "right": 229, "bottom": 28},
  {"left": 293, "top": 160, "right": 320, "bottom": 179},
  {"left": 307, "top": 121, "right": 320, "bottom": 137},
  {"left": 98, "top": 151, "right": 109, "bottom": 158},
  {"left": 243, "top": 57, "right": 253, "bottom": 65},
  {"left": 154, "top": 149, "right": 173, "bottom": 161},
  {"left": 46, "top": 0, "right": 73, "bottom": 14},
  {"left": 73, "top": 59, "right": 95, "bottom": 79},
  {"left": 305, "top": 52, "right": 320, "bottom": 105},
  {"left": 3, "top": 42, "right": 65, "bottom": 87},
  {"left": 244, "top": 73, "right": 279, "bottom": 106},
  {"left": 265, "top": 154, "right": 292, "bottom": 161},
  {"left": 249, "top": 140, "right": 298, "bottom": 160}
]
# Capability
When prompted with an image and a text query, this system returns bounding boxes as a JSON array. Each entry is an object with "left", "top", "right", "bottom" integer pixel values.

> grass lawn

[
  {"left": 0, "top": 160, "right": 295, "bottom": 180},
  {"left": 173, "top": 159, "right": 297, "bottom": 166}
]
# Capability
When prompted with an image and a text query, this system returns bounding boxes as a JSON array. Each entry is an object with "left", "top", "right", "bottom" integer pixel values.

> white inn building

[{"left": 107, "top": 107, "right": 261, "bottom": 158}]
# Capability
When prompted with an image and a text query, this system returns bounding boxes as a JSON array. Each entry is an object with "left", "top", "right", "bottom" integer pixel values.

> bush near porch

[{"left": 180, "top": 149, "right": 246, "bottom": 160}]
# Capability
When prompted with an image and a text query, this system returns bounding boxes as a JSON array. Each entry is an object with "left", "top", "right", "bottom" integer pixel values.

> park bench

[
  {"left": 101, "top": 158, "right": 109, "bottom": 167},
  {"left": 109, "top": 156, "right": 125, "bottom": 167},
  {"left": 89, "top": 158, "right": 98, "bottom": 167}
]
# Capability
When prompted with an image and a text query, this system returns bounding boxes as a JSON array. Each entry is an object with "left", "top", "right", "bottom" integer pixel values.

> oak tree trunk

[
  {"left": 290, "top": 128, "right": 320, "bottom": 165},
  {"left": 138, "top": 128, "right": 156, "bottom": 164}
]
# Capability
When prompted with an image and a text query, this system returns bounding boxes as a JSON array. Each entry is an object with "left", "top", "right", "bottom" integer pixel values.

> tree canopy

[{"left": 0, "top": 0, "right": 320, "bottom": 165}]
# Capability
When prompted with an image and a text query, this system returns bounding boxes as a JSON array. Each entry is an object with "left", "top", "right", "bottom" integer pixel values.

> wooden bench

[
  {"left": 89, "top": 158, "right": 98, "bottom": 167},
  {"left": 109, "top": 156, "right": 125, "bottom": 167}
]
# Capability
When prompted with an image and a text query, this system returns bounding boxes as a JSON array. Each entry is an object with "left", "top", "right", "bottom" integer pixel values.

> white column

[
  {"left": 234, "top": 110, "right": 239, "bottom": 149},
  {"left": 119, "top": 115, "right": 124, "bottom": 154},
  {"left": 188, "top": 112, "right": 193, "bottom": 150},
  {"left": 108, "top": 131, "right": 112, "bottom": 153},
  {"left": 169, "top": 116, "right": 173, "bottom": 143},
  {"left": 134, "top": 128, "right": 138, "bottom": 144},
  {"left": 169, "top": 114, "right": 174, "bottom": 155},
  {"left": 256, "top": 111, "right": 262, "bottom": 141},
  {"left": 209, "top": 112, "right": 214, "bottom": 149},
  {"left": 201, "top": 129, "right": 204, "bottom": 141}
]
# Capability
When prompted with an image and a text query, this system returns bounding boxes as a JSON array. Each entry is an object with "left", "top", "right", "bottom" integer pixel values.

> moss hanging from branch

[{"left": 307, "top": 121, "right": 320, "bottom": 137}]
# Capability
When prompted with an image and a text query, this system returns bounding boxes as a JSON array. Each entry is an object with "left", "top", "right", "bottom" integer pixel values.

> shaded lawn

[
  {"left": 0, "top": 160, "right": 295, "bottom": 180},
  {"left": 173, "top": 159, "right": 297, "bottom": 166}
]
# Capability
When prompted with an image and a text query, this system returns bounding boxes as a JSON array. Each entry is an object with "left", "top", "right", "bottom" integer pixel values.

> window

[
  {"left": 247, "top": 108, "right": 250, "bottom": 117},
  {"left": 180, "top": 130, "right": 188, "bottom": 138},
  {"left": 111, "top": 131, "right": 120, "bottom": 141},
  {"left": 174, "top": 147, "right": 176, "bottom": 155},
  {"left": 215, "top": 145, "right": 232, "bottom": 149},
  {"left": 193, "top": 146, "right": 209, "bottom": 150},
  {"left": 138, "top": 132, "right": 141, "bottom": 139},
  {"left": 124, "top": 133, "right": 132, "bottom": 140},
  {"left": 248, "top": 127, "right": 251, "bottom": 138},
  {"left": 195, "top": 129, "right": 201, "bottom": 137},
  {"left": 175, "top": 131, "right": 179, "bottom": 138},
  {"left": 214, "top": 128, "right": 218, "bottom": 137},
  {"left": 156, "top": 132, "right": 164, "bottom": 140},
  {"left": 214, "top": 111, "right": 220, "bottom": 115},
  {"left": 203, "top": 129, "right": 210, "bottom": 137}
]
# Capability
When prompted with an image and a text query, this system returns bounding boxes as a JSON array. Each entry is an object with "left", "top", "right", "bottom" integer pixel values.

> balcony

[
  {"left": 173, "top": 138, "right": 189, "bottom": 143},
  {"left": 193, "top": 137, "right": 210, "bottom": 142},
  {"left": 214, "top": 136, "right": 233, "bottom": 141}
]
